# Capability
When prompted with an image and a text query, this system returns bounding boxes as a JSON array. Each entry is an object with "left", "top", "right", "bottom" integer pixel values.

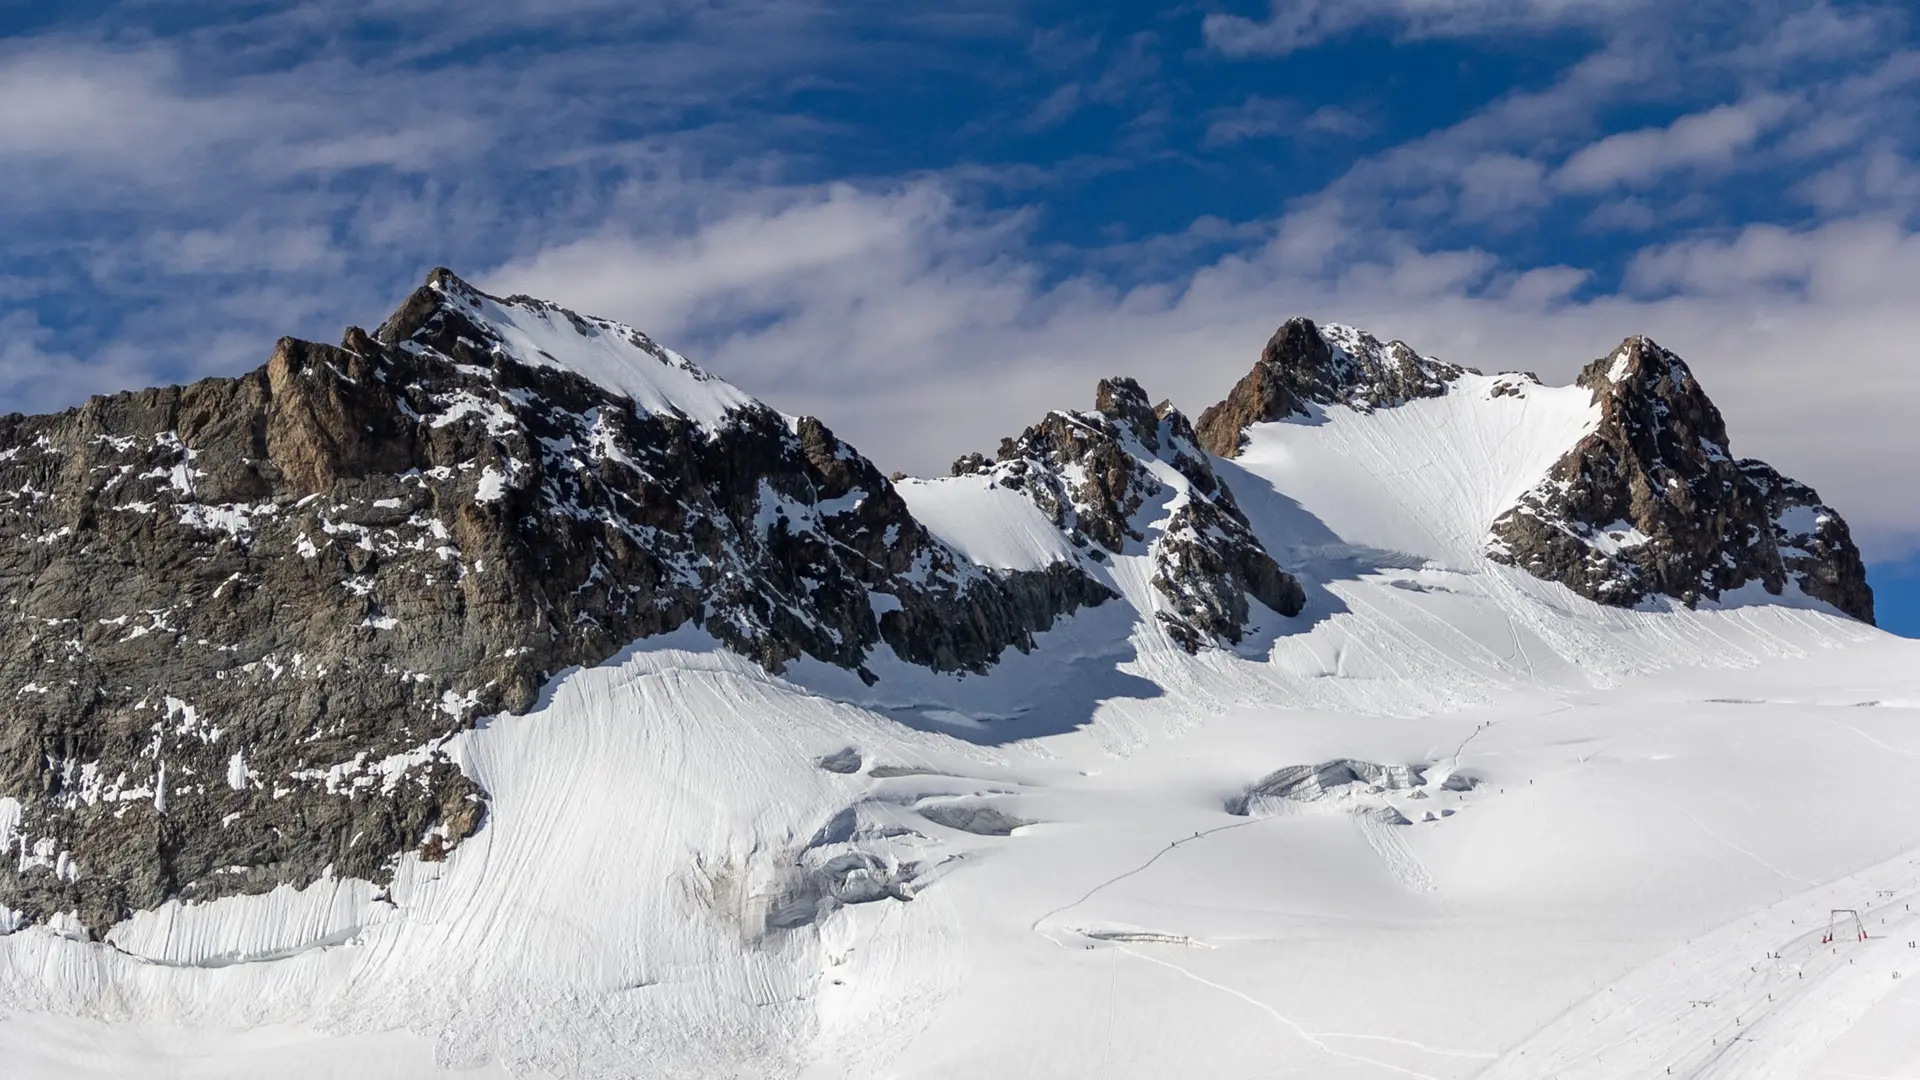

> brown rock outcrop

[
  {"left": 1486, "top": 336, "right": 1873, "bottom": 622},
  {"left": 1196, "top": 317, "right": 1465, "bottom": 457}
]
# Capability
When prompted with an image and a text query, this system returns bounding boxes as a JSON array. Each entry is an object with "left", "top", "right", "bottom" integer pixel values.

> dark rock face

[
  {"left": 1487, "top": 337, "right": 1874, "bottom": 622},
  {"left": 955, "top": 377, "right": 1304, "bottom": 650},
  {"left": 0, "top": 270, "right": 1108, "bottom": 936},
  {"left": 1195, "top": 318, "right": 1467, "bottom": 457}
]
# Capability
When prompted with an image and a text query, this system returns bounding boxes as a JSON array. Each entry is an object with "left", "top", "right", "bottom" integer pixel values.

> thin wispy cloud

[
  {"left": 1203, "top": 0, "right": 1649, "bottom": 57},
  {"left": 1553, "top": 96, "right": 1796, "bottom": 192}
]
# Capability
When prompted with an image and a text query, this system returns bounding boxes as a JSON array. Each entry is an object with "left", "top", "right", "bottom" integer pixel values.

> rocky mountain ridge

[
  {"left": 0, "top": 270, "right": 1118, "bottom": 934},
  {"left": 0, "top": 281, "right": 1874, "bottom": 942},
  {"left": 1194, "top": 317, "right": 1470, "bottom": 457},
  {"left": 952, "top": 376, "right": 1305, "bottom": 650},
  {"left": 1198, "top": 315, "right": 1872, "bottom": 624}
]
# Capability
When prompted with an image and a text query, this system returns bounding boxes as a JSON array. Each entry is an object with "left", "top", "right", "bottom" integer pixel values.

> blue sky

[{"left": 2, "top": 0, "right": 1916, "bottom": 633}]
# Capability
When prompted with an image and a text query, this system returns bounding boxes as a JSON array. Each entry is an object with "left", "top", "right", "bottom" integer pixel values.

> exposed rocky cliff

[
  {"left": 1487, "top": 336, "right": 1874, "bottom": 622},
  {"left": 954, "top": 377, "right": 1305, "bottom": 650},
  {"left": 1195, "top": 318, "right": 1468, "bottom": 458},
  {"left": 0, "top": 270, "right": 1110, "bottom": 936}
]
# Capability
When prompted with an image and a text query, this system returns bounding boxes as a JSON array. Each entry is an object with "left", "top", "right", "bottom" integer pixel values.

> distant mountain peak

[
  {"left": 1195, "top": 316, "right": 1467, "bottom": 457},
  {"left": 1187, "top": 317, "right": 1871, "bottom": 624},
  {"left": 1490, "top": 333, "right": 1873, "bottom": 623},
  {"left": 378, "top": 268, "right": 758, "bottom": 430}
]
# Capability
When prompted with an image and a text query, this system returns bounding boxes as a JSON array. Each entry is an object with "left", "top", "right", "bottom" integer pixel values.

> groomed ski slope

[{"left": 5, "top": 370, "right": 1920, "bottom": 1079}]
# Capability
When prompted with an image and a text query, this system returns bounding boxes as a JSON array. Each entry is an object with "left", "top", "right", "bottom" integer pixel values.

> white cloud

[
  {"left": 1727, "top": 3, "right": 1905, "bottom": 68},
  {"left": 484, "top": 184, "right": 1026, "bottom": 354},
  {"left": 1553, "top": 96, "right": 1796, "bottom": 192},
  {"left": 1302, "top": 105, "right": 1373, "bottom": 137},
  {"left": 1264, "top": 39, "right": 1668, "bottom": 237},
  {"left": 0, "top": 311, "right": 163, "bottom": 416},
  {"left": 1455, "top": 154, "right": 1550, "bottom": 219},
  {"left": 1202, "top": 96, "right": 1296, "bottom": 147},
  {"left": 1622, "top": 215, "right": 1919, "bottom": 299},
  {"left": 0, "top": 48, "right": 258, "bottom": 164},
  {"left": 1582, "top": 196, "right": 1657, "bottom": 231},
  {"left": 0, "top": 44, "right": 485, "bottom": 184},
  {"left": 1795, "top": 147, "right": 1920, "bottom": 214},
  {"left": 1024, "top": 83, "right": 1084, "bottom": 130}
]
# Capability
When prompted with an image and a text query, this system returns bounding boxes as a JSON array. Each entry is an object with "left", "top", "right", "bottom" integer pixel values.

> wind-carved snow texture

[
  {"left": 0, "top": 269, "right": 1110, "bottom": 935},
  {"left": 952, "top": 376, "right": 1305, "bottom": 651},
  {"left": 1486, "top": 337, "right": 1874, "bottom": 622}
]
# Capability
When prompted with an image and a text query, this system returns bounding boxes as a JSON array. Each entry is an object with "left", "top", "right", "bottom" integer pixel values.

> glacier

[{"left": 1, "top": 283, "right": 1916, "bottom": 1080}]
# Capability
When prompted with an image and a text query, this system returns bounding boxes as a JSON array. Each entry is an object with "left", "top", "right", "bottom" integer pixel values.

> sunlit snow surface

[
  {"left": 433, "top": 278, "right": 760, "bottom": 430},
  {"left": 5, "top": 373, "right": 1920, "bottom": 1079}
]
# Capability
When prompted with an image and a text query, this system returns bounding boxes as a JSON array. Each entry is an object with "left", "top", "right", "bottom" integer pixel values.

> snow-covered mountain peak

[
  {"left": 1316, "top": 320, "right": 1456, "bottom": 386},
  {"left": 379, "top": 267, "right": 758, "bottom": 430}
]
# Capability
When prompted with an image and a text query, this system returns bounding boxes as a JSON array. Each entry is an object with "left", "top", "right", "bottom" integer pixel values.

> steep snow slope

[
  {"left": 894, "top": 476, "right": 1080, "bottom": 572},
  {"left": 1231, "top": 370, "right": 1597, "bottom": 568},
  {"left": 4, "top": 330, "right": 1918, "bottom": 1080},
  {"left": 416, "top": 269, "right": 760, "bottom": 429}
]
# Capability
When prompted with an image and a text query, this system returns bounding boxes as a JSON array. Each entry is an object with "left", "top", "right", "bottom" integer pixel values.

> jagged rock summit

[
  {"left": 1195, "top": 317, "right": 1468, "bottom": 457},
  {"left": 953, "top": 375, "right": 1305, "bottom": 650},
  {"left": 1488, "top": 335, "right": 1873, "bottom": 623},
  {"left": 1199, "top": 316, "right": 1873, "bottom": 624}
]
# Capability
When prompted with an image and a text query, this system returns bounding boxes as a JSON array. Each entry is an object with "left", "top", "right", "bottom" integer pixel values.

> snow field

[
  {"left": 894, "top": 475, "right": 1081, "bottom": 572},
  {"left": 1, "top": 630, "right": 997, "bottom": 1077}
]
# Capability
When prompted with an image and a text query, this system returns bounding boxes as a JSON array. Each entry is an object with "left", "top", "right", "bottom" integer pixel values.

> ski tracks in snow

[
  {"left": 1031, "top": 821, "right": 1492, "bottom": 1079},
  {"left": 1028, "top": 818, "right": 1270, "bottom": 947},
  {"left": 1476, "top": 846, "right": 1920, "bottom": 1080},
  {"left": 1115, "top": 942, "right": 1490, "bottom": 1080},
  {"left": 1357, "top": 809, "right": 1437, "bottom": 893}
]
